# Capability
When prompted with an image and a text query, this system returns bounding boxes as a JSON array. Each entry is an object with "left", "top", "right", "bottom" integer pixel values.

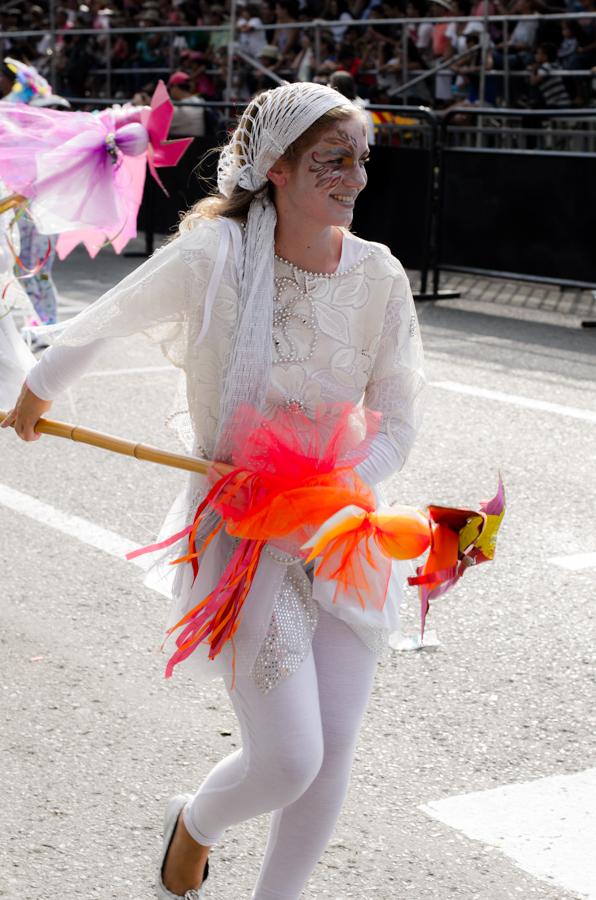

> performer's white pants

[{"left": 182, "top": 606, "right": 378, "bottom": 900}]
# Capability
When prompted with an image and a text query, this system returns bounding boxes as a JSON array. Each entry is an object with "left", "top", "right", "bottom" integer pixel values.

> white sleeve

[
  {"left": 355, "top": 430, "right": 403, "bottom": 485},
  {"left": 24, "top": 218, "right": 232, "bottom": 400},
  {"left": 364, "top": 258, "right": 425, "bottom": 471},
  {"left": 39, "top": 218, "right": 226, "bottom": 365},
  {"left": 26, "top": 339, "right": 107, "bottom": 401}
]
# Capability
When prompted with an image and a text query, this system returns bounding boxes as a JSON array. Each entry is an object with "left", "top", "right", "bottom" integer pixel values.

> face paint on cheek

[{"left": 308, "top": 153, "right": 344, "bottom": 191}]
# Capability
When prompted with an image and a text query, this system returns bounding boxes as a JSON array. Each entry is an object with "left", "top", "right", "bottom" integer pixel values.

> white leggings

[{"left": 182, "top": 607, "right": 378, "bottom": 900}]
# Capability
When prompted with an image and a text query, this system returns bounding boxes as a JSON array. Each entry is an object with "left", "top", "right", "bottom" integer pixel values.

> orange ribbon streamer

[
  {"left": 301, "top": 477, "right": 506, "bottom": 639},
  {"left": 303, "top": 504, "right": 431, "bottom": 610}
]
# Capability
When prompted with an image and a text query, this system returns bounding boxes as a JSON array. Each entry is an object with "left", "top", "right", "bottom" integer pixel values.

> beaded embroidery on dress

[{"left": 252, "top": 563, "right": 319, "bottom": 693}]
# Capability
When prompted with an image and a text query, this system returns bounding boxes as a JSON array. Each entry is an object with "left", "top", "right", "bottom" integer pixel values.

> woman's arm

[
  {"left": 39, "top": 227, "right": 208, "bottom": 352},
  {"left": 1, "top": 339, "right": 108, "bottom": 441},
  {"left": 26, "top": 339, "right": 108, "bottom": 401},
  {"left": 362, "top": 259, "right": 426, "bottom": 480},
  {"left": 355, "top": 430, "right": 403, "bottom": 485},
  {"left": 3, "top": 219, "right": 225, "bottom": 442}
]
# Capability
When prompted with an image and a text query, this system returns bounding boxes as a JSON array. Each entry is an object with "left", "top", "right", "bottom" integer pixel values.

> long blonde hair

[{"left": 178, "top": 105, "right": 361, "bottom": 233}]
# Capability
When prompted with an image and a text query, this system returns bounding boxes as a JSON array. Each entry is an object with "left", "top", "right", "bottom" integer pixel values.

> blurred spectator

[
  {"left": 557, "top": 20, "right": 584, "bottom": 67},
  {"left": 430, "top": 0, "right": 456, "bottom": 104},
  {"left": 375, "top": 40, "right": 402, "bottom": 93},
  {"left": 576, "top": 0, "right": 596, "bottom": 68},
  {"left": 329, "top": 68, "right": 376, "bottom": 142},
  {"left": 260, "top": 0, "right": 278, "bottom": 29},
  {"left": 556, "top": 18, "right": 591, "bottom": 101},
  {"left": 445, "top": 0, "right": 483, "bottom": 52},
  {"left": 320, "top": 0, "right": 355, "bottom": 43},
  {"left": 64, "top": 0, "right": 80, "bottom": 27},
  {"left": 364, "top": 5, "right": 399, "bottom": 46},
  {"left": 450, "top": 29, "right": 496, "bottom": 101},
  {"left": 437, "top": 0, "right": 483, "bottom": 98},
  {"left": 316, "top": 32, "right": 340, "bottom": 75},
  {"left": 407, "top": 0, "right": 434, "bottom": 66},
  {"left": 110, "top": 15, "right": 134, "bottom": 67},
  {"left": 167, "top": 70, "right": 206, "bottom": 136},
  {"left": 274, "top": 0, "right": 301, "bottom": 63},
  {"left": 470, "top": 0, "right": 496, "bottom": 19},
  {"left": 169, "top": 10, "right": 192, "bottom": 58},
  {"left": 492, "top": 0, "right": 540, "bottom": 71},
  {"left": 29, "top": 6, "right": 54, "bottom": 60},
  {"left": 258, "top": 42, "right": 283, "bottom": 70},
  {"left": 1, "top": 10, "right": 22, "bottom": 56},
  {"left": 207, "top": 6, "right": 232, "bottom": 54},
  {"left": 292, "top": 32, "right": 316, "bottom": 79},
  {"left": 181, "top": 50, "right": 217, "bottom": 99},
  {"left": 244, "top": 42, "right": 282, "bottom": 92},
  {"left": 336, "top": 36, "right": 364, "bottom": 78},
  {"left": 238, "top": 1, "right": 268, "bottom": 58},
  {"left": 528, "top": 41, "right": 571, "bottom": 105},
  {"left": 134, "top": 7, "right": 167, "bottom": 75},
  {"left": 59, "top": 34, "right": 96, "bottom": 96}
]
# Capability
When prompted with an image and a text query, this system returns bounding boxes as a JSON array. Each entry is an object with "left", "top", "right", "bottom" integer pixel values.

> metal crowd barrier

[
  {"left": 437, "top": 106, "right": 596, "bottom": 291},
  {"left": 9, "top": 89, "right": 593, "bottom": 297},
  {"left": 110, "top": 98, "right": 596, "bottom": 293}
]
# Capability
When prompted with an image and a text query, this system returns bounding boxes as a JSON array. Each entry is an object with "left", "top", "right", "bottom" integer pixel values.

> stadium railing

[{"left": 2, "top": 10, "right": 596, "bottom": 108}]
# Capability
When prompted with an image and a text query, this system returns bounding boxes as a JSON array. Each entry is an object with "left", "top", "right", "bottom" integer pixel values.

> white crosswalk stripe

[
  {"left": 420, "top": 769, "right": 596, "bottom": 900},
  {"left": 549, "top": 551, "right": 596, "bottom": 571}
]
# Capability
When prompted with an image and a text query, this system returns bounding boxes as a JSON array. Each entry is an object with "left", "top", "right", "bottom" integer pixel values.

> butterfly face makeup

[
  {"left": 309, "top": 124, "right": 370, "bottom": 194},
  {"left": 275, "top": 115, "right": 370, "bottom": 229}
]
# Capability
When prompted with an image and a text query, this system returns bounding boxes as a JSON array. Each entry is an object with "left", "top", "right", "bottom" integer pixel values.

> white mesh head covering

[
  {"left": 213, "top": 82, "right": 355, "bottom": 460},
  {"left": 217, "top": 82, "right": 353, "bottom": 198}
]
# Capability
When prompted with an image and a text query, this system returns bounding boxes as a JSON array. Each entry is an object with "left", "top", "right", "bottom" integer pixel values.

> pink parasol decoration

[
  {"left": 141, "top": 80, "right": 193, "bottom": 192},
  {"left": 0, "top": 82, "right": 193, "bottom": 258}
]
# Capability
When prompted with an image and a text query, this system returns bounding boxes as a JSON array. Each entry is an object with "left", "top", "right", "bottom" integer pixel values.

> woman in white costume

[{"left": 3, "top": 83, "right": 425, "bottom": 900}]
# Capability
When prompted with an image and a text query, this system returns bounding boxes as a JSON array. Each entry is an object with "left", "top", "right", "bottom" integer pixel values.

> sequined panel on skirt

[
  {"left": 354, "top": 624, "right": 390, "bottom": 658},
  {"left": 251, "top": 563, "right": 319, "bottom": 694}
]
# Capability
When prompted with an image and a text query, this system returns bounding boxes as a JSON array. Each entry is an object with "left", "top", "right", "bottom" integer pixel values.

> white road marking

[
  {"left": 77, "top": 371, "right": 596, "bottom": 425},
  {"left": 73, "top": 364, "right": 596, "bottom": 427},
  {"left": 549, "top": 551, "right": 596, "bottom": 571},
  {"left": 431, "top": 380, "right": 596, "bottom": 423},
  {"left": 420, "top": 768, "right": 596, "bottom": 900},
  {"left": 0, "top": 482, "right": 152, "bottom": 576}
]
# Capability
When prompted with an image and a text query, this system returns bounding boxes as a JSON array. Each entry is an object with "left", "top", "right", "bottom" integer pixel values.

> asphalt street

[{"left": 1, "top": 241, "right": 595, "bottom": 900}]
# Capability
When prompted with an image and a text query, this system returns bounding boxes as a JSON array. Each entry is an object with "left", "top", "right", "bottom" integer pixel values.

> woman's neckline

[
  {"left": 275, "top": 228, "right": 344, "bottom": 277},
  {"left": 274, "top": 232, "right": 374, "bottom": 279}
]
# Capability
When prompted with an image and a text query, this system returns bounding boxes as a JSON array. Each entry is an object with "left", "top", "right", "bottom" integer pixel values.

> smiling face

[{"left": 272, "top": 114, "right": 369, "bottom": 228}]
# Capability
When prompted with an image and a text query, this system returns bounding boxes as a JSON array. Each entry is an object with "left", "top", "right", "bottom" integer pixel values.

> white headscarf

[{"left": 213, "top": 82, "right": 354, "bottom": 459}]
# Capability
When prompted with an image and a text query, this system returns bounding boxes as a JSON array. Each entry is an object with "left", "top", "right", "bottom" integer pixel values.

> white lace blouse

[{"left": 27, "top": 216, "right": 425, "bottom": 692}]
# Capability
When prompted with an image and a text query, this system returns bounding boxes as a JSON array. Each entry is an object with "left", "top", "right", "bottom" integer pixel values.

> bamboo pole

[
  {"left": 0, "top": 409, "right": 232, "bottom": 476},
  {"left": 0, "top": 194, "right": 26, "bottom": 215}
]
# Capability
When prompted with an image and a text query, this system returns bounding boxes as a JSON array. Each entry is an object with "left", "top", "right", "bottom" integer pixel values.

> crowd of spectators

[{"left": 2, "top": 0, "right": 596, "bottom": 122}]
